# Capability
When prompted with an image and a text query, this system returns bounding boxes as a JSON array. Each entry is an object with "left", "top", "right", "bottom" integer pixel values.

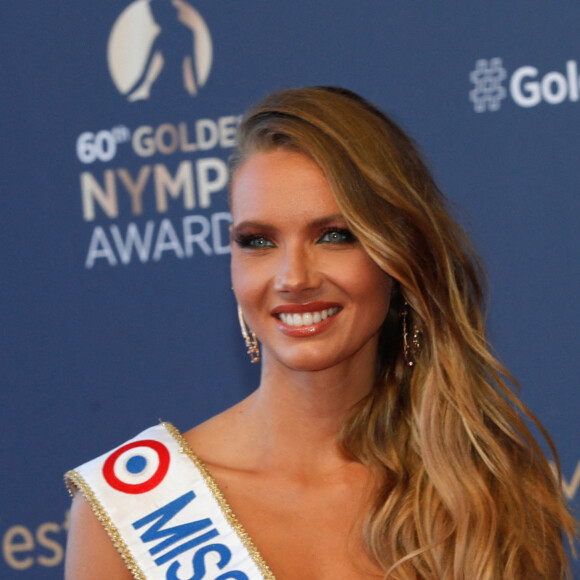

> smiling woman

[
  {"left": 64, "top": 87, "right": 577, "bottom": 580},
  {"left": 230, "top": 149, "right": 392, "bottom": 373}
]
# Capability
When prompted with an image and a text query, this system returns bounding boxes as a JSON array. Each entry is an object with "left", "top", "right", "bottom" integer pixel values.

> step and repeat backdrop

[{"left": 1, "top": 1, "right": 579, "bottom": 577}]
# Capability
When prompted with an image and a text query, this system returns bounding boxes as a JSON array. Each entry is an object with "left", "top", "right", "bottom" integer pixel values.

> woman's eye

[
  {"left": 317, "top": 228, "right": 356, "bottom": 244},
  {"left": 249, "top": 237, "right": 274, "bottom": 248},
  {"left": 235, "top": 234, "right": 275, "bottom": 249}
]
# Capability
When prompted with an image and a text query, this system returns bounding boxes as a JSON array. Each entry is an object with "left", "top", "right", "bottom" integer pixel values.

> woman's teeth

[{"left": 279, "top": 307, "right": 340, "bottom": 327}]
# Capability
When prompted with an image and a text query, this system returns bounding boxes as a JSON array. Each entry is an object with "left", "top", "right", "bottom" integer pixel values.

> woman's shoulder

[
  {"left": 63, "top": 425, "right": 164, "bottom": 579},
  {"left": 64, "top": 402, "right": 250, "bottom": 497},
  {"left": 182, "top": 398, "right": 254, "bottom": 470},
  {"left": 64, "top": 410, "right": 269, "bottom": 580},
  {"left": 65, "top": 491, "right": 134, "bottom": 580}
]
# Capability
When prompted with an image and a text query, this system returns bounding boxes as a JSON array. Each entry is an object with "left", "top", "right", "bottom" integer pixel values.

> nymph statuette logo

[{"left": 107, "top": 0, "right": 212, "bottom": 102}]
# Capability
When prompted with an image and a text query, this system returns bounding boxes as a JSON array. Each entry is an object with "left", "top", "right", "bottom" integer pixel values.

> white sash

[{"left": 65, "top": 423, "right": 274, "bottom": 580}]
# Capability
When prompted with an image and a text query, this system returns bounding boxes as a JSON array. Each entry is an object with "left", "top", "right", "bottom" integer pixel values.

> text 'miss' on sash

[{"left": 65, "top": 423, "right": 275, "bottom": 580}]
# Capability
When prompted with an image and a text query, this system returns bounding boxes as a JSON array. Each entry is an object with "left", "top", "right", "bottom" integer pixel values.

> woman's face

[{"left": 230, "top": 149, "right": 393, "bottom": 373}]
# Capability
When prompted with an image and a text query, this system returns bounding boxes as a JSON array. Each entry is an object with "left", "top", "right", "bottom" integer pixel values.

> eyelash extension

[
  {"left": 233, "top": 233, "right": 273, "bottom": 248},
  {"left": 319, "top": 227, "right": 357, "bottom": 243},
  {"left": 233, "top": 227, "right": 356, "bottom": 248}
]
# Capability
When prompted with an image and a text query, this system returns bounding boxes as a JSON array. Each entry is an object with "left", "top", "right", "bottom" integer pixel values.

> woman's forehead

[{"left": 230, "top": 149, "right": 341, "bottom": 221}]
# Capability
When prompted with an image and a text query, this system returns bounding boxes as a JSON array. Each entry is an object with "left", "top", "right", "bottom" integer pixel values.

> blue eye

[
  {"left": 234, "top": 234, "right": 275, "bottom": 249},
  {"left": 249, "top": 237, "right": 274, "bottom": 248},
  {"left": 317, "top": 228, "right": 356, "bottom": 244}
]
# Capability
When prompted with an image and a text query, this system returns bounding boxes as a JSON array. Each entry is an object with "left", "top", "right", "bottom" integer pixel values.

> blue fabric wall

[{"left": 1, "top": 1, "right": 578, "bottom": 577}]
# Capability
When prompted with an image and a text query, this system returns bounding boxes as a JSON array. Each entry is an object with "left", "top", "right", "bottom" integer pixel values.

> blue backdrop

[{"left": 1, "top": 1, "right": 578, "bottom": 577}]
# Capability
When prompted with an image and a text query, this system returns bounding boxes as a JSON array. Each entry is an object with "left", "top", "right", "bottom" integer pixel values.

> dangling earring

[
  {"left": 402, "top": 302, "right": 421, "bottom": 367},
  {"left": 237, "top": 304, "right": 261, "bottom": 363}
]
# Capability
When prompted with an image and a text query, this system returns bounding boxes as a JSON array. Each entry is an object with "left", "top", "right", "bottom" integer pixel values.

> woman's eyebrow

[
  {"left": 308, "top": 214, "right": 347, "bottom": 227},
  {"left": 232, "top": 215, "right": 346, "bottom": 232},
  {"left": 231, "top": 220, "right": 276, "bottom": 233}
]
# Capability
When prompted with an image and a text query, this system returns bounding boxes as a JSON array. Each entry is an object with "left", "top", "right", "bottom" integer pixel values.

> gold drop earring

[
  {"left": 402, "top": 302, "right": 422, "bottom": 367},
  {"left": 237, "top": 304, "right": 261, "bottom": 363}
]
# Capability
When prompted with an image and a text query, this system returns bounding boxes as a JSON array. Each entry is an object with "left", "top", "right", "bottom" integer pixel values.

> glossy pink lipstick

[{"left": 271, "top": 302, "right": 342, "bottom": 337}]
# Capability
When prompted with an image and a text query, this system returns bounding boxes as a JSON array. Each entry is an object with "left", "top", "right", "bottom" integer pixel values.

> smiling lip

[{"left": 271, "top": 302, "right": 342, "bottom": 337}]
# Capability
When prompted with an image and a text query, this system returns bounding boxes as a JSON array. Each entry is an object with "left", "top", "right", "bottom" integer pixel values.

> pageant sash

[{"left": 65, "top": 423, "right": 274, "bottom": 580}]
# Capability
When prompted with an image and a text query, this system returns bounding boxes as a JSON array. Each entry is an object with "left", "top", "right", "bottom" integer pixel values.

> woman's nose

[{"left": 273, "top": 245, "right": 321, "bottom": 293}]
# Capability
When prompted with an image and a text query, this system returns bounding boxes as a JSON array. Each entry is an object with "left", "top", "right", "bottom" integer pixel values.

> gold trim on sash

[
  {"left": 65, "top": 469, "right": 146, "bottom": 580},
  {"left": 65, "top": 422, "right": 276, "bottom": 579},
  {"left": 163, "top": 422, "right": 276, "bottom": 580}
]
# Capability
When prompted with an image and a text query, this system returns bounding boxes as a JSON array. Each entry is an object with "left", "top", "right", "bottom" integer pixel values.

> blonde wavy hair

[{"left": 229, "top": 86, "right": 577, "bottom": 578}]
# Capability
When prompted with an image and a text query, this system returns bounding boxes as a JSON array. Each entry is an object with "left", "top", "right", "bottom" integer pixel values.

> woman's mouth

[
  {"left": 271, "top": 303, "right": 342, "bottom": 336},
  {"left": 277, "top": 307, "right": 340, "bottom": 327}
]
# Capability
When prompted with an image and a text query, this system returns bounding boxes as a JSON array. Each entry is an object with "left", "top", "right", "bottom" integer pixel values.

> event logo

[
  {"left": 77, "top": 116, "right": 238, "bottom": 269},
  {"left": 469, "top": 58, "right": 580, "bottom": 112},
  {"left": 74, "top": 0, "right": 237, "bottom": 269},
  {"left": 108, "top": 0, "right": 212, "bottom": 101}
]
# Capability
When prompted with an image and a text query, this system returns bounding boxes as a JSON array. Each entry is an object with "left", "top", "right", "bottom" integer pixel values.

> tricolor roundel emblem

[{"left": 103, "top": 439, "right": 170, "bottom": 494}]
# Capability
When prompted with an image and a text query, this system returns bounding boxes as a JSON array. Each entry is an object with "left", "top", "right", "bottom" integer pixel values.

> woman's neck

[
  {"left": 189, "top": 345, "right": 377, "bottom": 482},
  {"left": 234, "top": 352, "right": 376, "bottom": 478}
]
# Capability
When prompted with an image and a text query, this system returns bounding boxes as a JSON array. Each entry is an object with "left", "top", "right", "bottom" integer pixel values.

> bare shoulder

[
  {"left": 63, "top": 408, "right": 256, "bottom": 580},
  {"left": 182, "top": 396, "right": 255, "bottom": 468},
  {"left": 65, "top": 491, "right": 133, "bottom": 580}
]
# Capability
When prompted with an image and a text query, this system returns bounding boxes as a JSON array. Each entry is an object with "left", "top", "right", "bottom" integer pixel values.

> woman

[{"left": 65, "top": 87, "right": 576, "bottom": 579}]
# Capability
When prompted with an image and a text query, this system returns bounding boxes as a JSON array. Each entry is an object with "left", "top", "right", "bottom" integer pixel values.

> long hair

[{"left": 229, "top": 86, "right": 577, "bottom": 578}]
